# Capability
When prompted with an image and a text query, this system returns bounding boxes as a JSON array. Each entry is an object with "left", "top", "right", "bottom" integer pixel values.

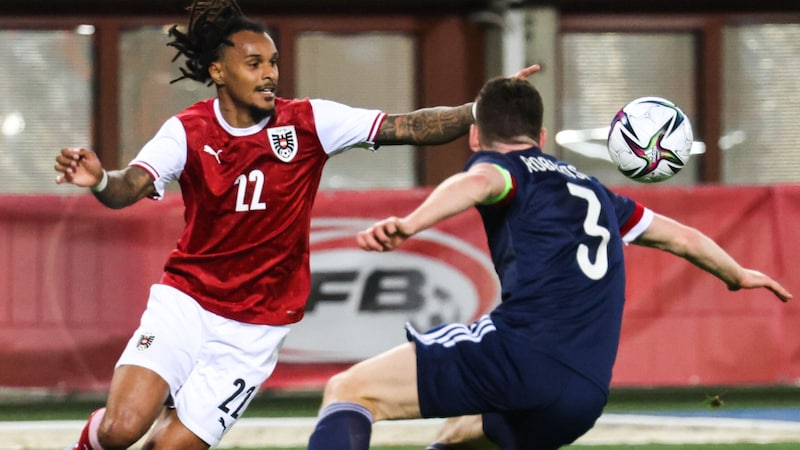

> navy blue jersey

[{"left": 467, "top": 147, "right": 648, "bottom": 391}]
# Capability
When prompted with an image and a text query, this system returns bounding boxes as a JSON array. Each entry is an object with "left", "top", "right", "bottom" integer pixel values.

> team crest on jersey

[
  {"left": 267, "top": 125, "right": 298, "bottom": 162},
  {"left": 136, "top": 332, "right": 155, "bottom": 351}
]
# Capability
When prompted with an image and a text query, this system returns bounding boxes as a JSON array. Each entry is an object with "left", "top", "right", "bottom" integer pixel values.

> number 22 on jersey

[{"left": 234, "top": 169, "right": 267, "bottom": 212}]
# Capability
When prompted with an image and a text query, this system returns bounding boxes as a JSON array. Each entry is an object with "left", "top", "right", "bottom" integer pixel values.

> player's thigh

[
  {"left": 409, "top": 317, "right": 517, "bottom": 418},
  {"left": 325, "top": 342, "right": 420, "bottom": 421},
  {"left": 173, "top": 320, "right": 290, "bottom": 446},
  {"left": 116, "top": 284, "right": 204, "bottom": 392},
  {"left": 434, "top": 415, "right": 497, "bottom": 449},
  {"left": 101, "top": 364, "right": 170, "bottom": 443},
  {"left": 482, "top": 371, "right": 606, "bottom": 450}
]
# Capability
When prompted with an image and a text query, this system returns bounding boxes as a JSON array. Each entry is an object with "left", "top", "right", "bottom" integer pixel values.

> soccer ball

[
  {"left": 607, "top": 97, "right": 693, "bottom": 183},
  {"left": 409, "top": 285, "right": 461, "bottom": 331}
]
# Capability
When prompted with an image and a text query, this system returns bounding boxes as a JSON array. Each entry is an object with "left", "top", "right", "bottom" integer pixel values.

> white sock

[{"left": 88, "top": 407, "right": 106, "bottom": 450}]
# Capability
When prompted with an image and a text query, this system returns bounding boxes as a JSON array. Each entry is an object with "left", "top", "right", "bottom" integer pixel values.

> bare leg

[
  {"left": 142, "top": 408, "right": 210, "bottom": 450},
  {"left": 96, "top": 365, "right": 209, "bottom": 449},
  {"left": 307, "top": 342, "right": 421, "bottom": 450},
  {"left": 321, "top": 342, "right": 421, "bottom": 421},
  {"left": 95, "top": 365, "right": 168, "bottom": 449},
  {"left": 432, "top": 415, "right": 498, "bottom": 449}
]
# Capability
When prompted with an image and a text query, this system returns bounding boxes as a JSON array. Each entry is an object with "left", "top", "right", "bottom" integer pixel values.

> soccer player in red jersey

[{"left": 54, "top": 1, "right": 538, "bottom": 449}]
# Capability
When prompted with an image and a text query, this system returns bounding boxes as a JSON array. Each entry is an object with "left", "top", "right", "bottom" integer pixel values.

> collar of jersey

[{"left": 213, "top": 98, "right": 272, "bottom": 137}]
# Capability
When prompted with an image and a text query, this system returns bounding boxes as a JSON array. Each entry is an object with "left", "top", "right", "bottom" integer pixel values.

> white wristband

[
  {"left": 471, "top": 102, "right": 478, "bottom": 122},
  {"left": 91, "top": 170, "right": 109, "bottom": 193}
]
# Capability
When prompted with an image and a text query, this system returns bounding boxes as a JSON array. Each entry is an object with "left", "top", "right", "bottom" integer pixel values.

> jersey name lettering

[{"left": 519, "top": 155, "right": 589, "bottom": 180}]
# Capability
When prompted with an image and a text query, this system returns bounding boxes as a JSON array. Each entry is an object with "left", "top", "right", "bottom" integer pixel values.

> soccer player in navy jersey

[
  {"left": 53, "top": 1, "right": 538, "bottom": 449},
  {"left": 306, "top": 77, "right": 792, "bottom": 450}
]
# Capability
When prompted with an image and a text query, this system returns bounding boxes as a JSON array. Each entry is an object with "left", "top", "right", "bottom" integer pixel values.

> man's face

[{"left": 214, "top": 30, "right": 279, "bottom": 120}]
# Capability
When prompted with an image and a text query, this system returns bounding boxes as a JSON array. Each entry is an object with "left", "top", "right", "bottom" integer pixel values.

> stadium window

[
  {"left": 557, "top": 31, "right": 698, "bottom": 187},
  {"left": 118, "top": 26, "right": 215, "bottom": 194},
  {"left": 0, "top": 29, "right": 92, "bottom": 194},
  {"left": 721, "top": 23, "right": 800, "bottom": 185},
  {"left": 295, "top": 32, "right": 417, "bottom": 190}
]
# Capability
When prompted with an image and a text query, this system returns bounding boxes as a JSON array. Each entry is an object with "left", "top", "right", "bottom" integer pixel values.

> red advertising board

[{"left": 0, "top": 185, "right": 798, "bottom": 392}]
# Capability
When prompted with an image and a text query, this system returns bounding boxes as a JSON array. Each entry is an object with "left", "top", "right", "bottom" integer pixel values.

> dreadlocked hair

[{"left": 167, "top": 0, "right": 268, "bottom": 85}]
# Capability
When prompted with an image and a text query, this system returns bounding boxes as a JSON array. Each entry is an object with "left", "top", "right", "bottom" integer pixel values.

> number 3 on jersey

[
  {"left": 566, "top": 182, "right": 610, "bottom": 281},
  {"left": 234, "top": 169, "right": 267, "bottom": 212}
]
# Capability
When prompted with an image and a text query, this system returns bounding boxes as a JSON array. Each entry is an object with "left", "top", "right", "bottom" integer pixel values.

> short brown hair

[{"left": 474, "top": 77, "right": 543, "bottom": 145}]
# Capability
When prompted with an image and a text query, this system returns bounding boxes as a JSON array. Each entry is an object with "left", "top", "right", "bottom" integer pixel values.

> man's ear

[
  {"left": 209, "top": 61, "right": 224, "bottom": 85},
  {"left": 469, "top": 124, "right": 481, "bottom": 152}
]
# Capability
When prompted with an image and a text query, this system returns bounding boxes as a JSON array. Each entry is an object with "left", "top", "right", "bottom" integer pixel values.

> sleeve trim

[
  {"left": 482, "top": 164, "right": 515, "bottom": 205},
  {"left": 621, "top": 205, "right": 653, "bottom": 244}
]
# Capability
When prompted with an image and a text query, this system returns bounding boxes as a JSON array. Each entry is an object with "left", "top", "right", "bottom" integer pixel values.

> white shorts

[{"left": 117, "top": 284, "right": 291, "bottom": 446}]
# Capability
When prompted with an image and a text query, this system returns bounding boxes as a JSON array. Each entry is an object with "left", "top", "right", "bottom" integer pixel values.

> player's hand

[
  {"left": 55, "top": 148, "right": 105, "bottom": 188},
  {"left": 356, "top": 217, "right": 412, "bottom": 252},
  {"left": 727, "top": 269, "right": 792, "bottom": 303},
  {"left": 509, "top": 64, "right": 541, "bottom": 80}
]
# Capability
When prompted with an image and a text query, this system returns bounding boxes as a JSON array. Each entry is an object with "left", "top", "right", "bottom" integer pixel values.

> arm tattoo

[
  {"left": 93, "top": 165, "right": 156, "bottom": 209},
  {"left": 376, "top": 103, "right": 473, "bottom": 146}
]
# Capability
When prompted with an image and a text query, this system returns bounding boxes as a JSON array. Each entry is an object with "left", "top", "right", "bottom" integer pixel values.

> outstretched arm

[
  {"left": 55, "top": 148, "right": 156, "bottom": 209},
  {"left": 633, "top": 213, "right": 792, "bottom": 302},
  {"left": 356, "top": 163, "right": 506, "bottom": 251},
  {"left": 374, "top": 64, "right": 541, "bottom": 146},
  {"left": 375, "top": 103, "right": 474, "bottom": 146}
]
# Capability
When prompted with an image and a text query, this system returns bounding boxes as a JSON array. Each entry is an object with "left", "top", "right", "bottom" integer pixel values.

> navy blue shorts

[{"left": 406, "top": 315, "right": 607, "bottom": 449}]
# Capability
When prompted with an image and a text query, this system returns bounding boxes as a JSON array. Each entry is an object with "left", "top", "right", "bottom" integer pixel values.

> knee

[
  {"left": 322, "top": 369, "right": 364, "bottom": 404},
  {"left": 97, "top": 410, "right": 151, "bottom": 449}
]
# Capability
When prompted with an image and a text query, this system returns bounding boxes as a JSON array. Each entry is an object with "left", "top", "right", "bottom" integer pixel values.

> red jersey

[{"left": 130, "top": 97, "right": 386, "bottom": 325}]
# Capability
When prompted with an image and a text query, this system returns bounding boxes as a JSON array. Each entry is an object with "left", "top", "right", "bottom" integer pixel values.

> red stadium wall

[{"left": 0, "top": 185, "right": 798, "bottom": 393}]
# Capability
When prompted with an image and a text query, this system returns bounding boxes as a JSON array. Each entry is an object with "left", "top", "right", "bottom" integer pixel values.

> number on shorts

[{"left": 218, "top": 378, "right": 256, "bottom": 419}]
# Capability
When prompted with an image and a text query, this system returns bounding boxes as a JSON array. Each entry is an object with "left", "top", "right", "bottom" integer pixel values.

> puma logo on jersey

[{"left": 203, "top": 145, "right": 223, "bottom": 164}]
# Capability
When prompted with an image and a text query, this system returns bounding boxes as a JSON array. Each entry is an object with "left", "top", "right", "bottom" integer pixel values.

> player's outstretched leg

[
  {"left": 66, "top": 407, "right": 106, "bottom": 450},
  {"left": 307, "top": 402, "right": 373, "bottom": 450},
  {"left": 308, "top": 342, "right": 419, "bottom": 450}
]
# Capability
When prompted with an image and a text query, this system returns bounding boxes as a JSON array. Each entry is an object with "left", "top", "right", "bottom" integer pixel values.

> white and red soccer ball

[{"left": 607, "top": 96, "right": 694, "bottom": 183}]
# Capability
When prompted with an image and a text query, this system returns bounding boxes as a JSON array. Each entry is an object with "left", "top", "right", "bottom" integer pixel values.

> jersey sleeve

[
  {"left": 466, "top": 152, "right": 519, "bottom": 207},
  {"left": 309, "top": 99, "right": 387, "bottom": 154},
  {"left": 128, "top": 116, "right": 187, "bottom": 200},
  {"left": 605, "top": 187, "right": 654, "bottom": 243}
]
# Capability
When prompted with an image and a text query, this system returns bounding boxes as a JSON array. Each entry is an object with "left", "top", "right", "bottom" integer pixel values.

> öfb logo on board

[{"left": 281, "top": 218, "right": 500, "bottom": 362}]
